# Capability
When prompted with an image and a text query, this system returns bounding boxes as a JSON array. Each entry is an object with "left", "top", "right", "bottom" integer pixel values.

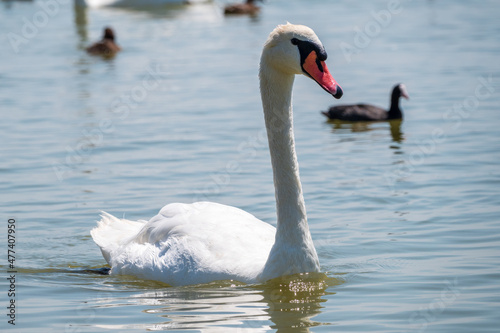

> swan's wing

[
  {"left": 91, "top": 202, "right": 276, "bottom": 285},
  {"left": 90, "top": 212, "right": 145, "bottom": 264}
]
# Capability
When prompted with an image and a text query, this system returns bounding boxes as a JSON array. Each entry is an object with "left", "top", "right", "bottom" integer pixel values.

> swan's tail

[{"left": 90, "top": 212, "right": 144, "bottom": 264}]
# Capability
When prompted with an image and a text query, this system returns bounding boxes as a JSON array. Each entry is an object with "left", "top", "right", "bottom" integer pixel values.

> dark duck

[
  {"left": 322, "top": 83, "right": 409, "bottom": 121},
  {"left": 224, "top": 0, "right": 261, "bottom": 16},
  {"left": 86, "top": 27, "right": 121, "bottom": 57}
]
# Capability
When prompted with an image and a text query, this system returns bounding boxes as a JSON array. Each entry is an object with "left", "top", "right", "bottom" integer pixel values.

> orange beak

[{"left": 302, "top": 51, "right": 343, "bottom": 99}]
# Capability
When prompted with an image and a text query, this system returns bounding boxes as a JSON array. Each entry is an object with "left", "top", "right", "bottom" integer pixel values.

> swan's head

[{"left": 261, "top": 23, "right": 343, "bottom": 99}]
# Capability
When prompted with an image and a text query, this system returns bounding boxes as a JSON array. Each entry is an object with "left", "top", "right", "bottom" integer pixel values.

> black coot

[{"left": 322, "top": 83, "right": 409, "bottom": 121}]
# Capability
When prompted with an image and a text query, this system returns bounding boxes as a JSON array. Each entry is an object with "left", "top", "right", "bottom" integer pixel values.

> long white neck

[{"left": 258, "top": 59, "right": 320, "bottom": 281}]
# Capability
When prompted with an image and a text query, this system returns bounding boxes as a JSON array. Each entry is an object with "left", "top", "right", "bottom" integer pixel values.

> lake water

[{"left": 1, "top": 0, "right": 499, "bottom": 332}]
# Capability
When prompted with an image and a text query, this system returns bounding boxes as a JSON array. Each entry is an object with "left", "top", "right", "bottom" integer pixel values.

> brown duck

[
  {"left": 224, "top": 0, "right": 261, "bottom": 16},
  {"left": 86, "top": 27, "right": 121, "bottom": 57}
]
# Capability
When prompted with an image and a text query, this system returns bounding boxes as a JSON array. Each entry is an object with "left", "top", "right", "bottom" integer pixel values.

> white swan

[
  {"left": 91, "top": 23, "right": 343, "bottom": 286},
  {"left": 76, "top": 0, "right": 195, "bottom": 8}
]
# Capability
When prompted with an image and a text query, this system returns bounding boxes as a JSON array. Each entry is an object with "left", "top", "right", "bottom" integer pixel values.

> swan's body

[
  {"left": 93, "top": 203, "right": 275, "bottom": 285},
  {"left": 322, "top": 83, "right": 409, "bottom": 121},
  {"left": 91, "top": 23, "right": 343, "bottom": 286}
]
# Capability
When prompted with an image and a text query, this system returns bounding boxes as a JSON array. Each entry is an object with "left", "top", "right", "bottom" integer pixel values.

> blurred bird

[
  {"left": 322, "top": 83, "right": 409, "bottom": 121},
  {"left": 224, "top": 0, "right": 261, "bottom": 16},
  {"left": 86, "top": 27, "right": 121, "bottom": 57}
]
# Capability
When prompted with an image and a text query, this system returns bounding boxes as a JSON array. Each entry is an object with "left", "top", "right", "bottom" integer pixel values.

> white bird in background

[
  {"left": 76, "top": 0, "right": 197, "bottom": 8},
  {"left": 91, "top": 23, "right": 343, "bottom": 286}
]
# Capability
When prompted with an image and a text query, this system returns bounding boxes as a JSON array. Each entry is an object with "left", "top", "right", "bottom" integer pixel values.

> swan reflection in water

[
  {"left": 326, "top": 119, "right": 405, "bottom": 144},
  {"left": 92, "top": 273, "right": 343, "bottom": 331}
]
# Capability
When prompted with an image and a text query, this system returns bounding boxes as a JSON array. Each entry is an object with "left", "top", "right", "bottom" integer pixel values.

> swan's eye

[{"left": 291, "top": 38, "right": 299, "bottom": 45}]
